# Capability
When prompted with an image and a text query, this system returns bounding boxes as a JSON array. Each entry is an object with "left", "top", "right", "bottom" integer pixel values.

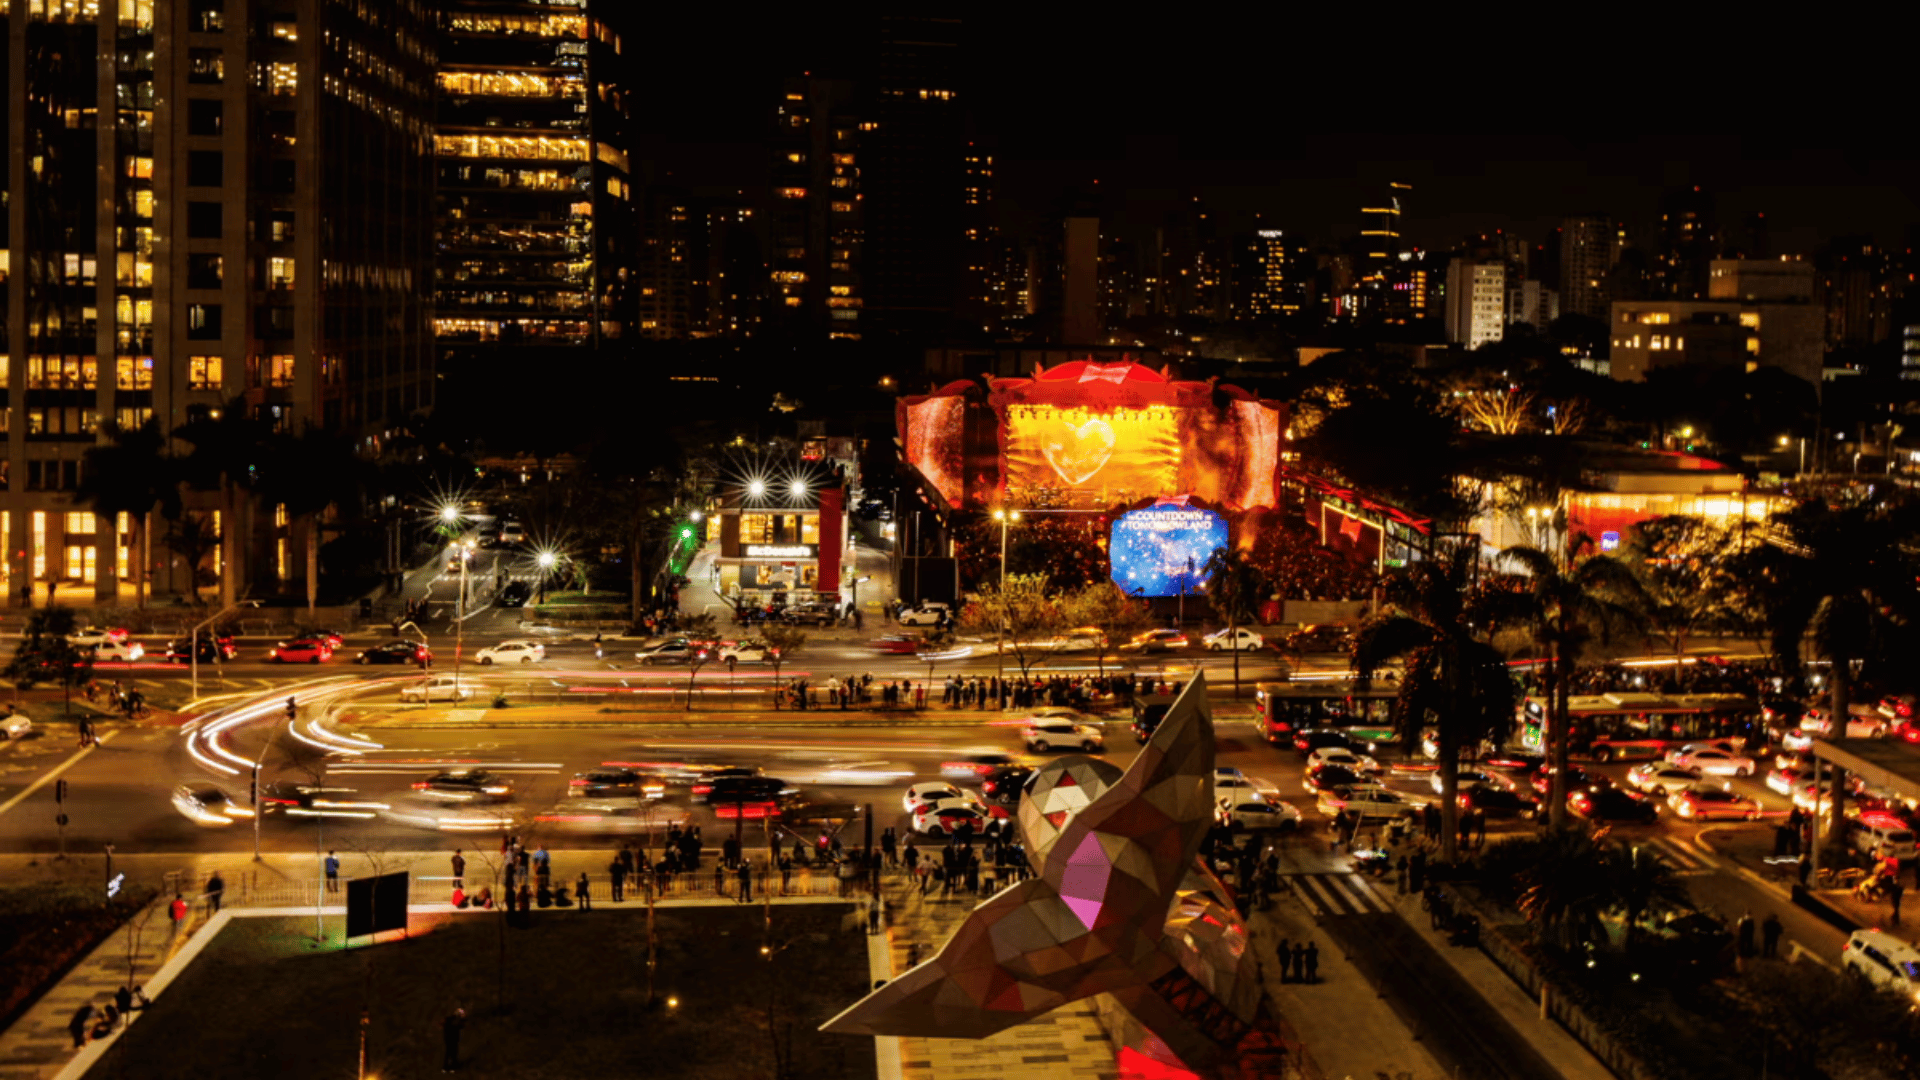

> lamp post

[
  {"left": 992, "top": 509, "right": 1020, "bottom": 700},
  {"left": 454, "top": 540, "right": 473, "bottom": 690}
]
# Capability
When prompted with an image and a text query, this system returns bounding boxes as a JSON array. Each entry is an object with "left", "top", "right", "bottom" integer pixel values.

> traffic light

[{"left": 55, "top": 779, "right": 68, "bottom": 804}]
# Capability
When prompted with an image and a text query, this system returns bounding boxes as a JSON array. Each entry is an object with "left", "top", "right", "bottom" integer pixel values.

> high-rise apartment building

[
  {"left": 1359, "top": 181, "right": 1411, "bottom": 283},
  {"left": 768, "top": 76, "right": 863, "bottom": 339},
  {"left": 862, "top": 15, "right": 965, "bottom": 336},
  {"left": 636, "top": 187, "right": 692, "bottom": 340},
  {"left": 3, "top": 0, "right": 435, "bottom": 607},
  {"left": 956, "top": 144, "right": 996, "bottom": 329},
  {"left": 1507, "top": 281, "right": 1560, "bottom": 330},
  {"left": 1445, "top": 259, "right": 1506, "bottom": 349},
  {"left": 1231, "top": 231, "right": 1304, "bottom": 320},
  {"left": 1652, "top": 186, "right": 1721, "bottom": 300},
  {"left": 432, "top": 1, "right": 634, "bottom": 373},
  {"left": 1559, "top": 215, "right": 1619, "bottom": 322}
]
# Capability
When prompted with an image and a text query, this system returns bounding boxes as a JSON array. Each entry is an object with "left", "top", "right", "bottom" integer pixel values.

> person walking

[
  {"left": 1760, "top": 912, "right": 1784, "bottom": 958},
  {"left": 1736, "top": 910, "right": 1756, "bottom": 960},
  {"left": 608, "top": 856, "right": 625, "bottom": 902},
  {"left": 325, "top": 851, "right": 341, "bottom": 893},
  {"left": 575, "top": 871, "right": 591, "bottom": 911},
  {"left": 1290, "top": 942, "right": 1308, "bottom": 984},
  {"left": 1274, "top": 936, "right": 1292, "bottom": 983},
  {"left": 451, "top": 850, "right": 465, "bottom": 888},
  {"left": 1891, "top": 879, "right": 1906, "bottom": 924},
  {"left": 206, "top": 871, "right": 225, "bottom": 914},
  {"left": 168, "top": 892, "right": 188, "bottom": 941},
  {"left": 1303, "top": 941, "right": 1320, "bottom": 984},
  {"left": 882, "top": 827, "right": 898, "bottom": 867},
  {"left": 442, "top": 1008, "right": 465, "bottom": 1072},
  {"left": 738, "top": 860, "right": 753, "bottom": 903}
]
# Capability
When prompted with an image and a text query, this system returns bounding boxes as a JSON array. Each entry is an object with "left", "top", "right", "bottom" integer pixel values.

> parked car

[
  {"left": 780, "top": 604, "right": 839, "bottom": 627},
  {"left": 1203, "top": 628, "right": 1266, "bottom": 652},
  {"left": 1667, "top": 785, "right": 1762, "bottom": 821},
  {"left": 268, "top": 637, "right": 333, "bottom": 664},
  {"left": 1567, "top": 787, "right": 1660, "bottom": 824},
  {"left": 1023, "top": 718, "right": 1104, "bottom": 752},
  {"left": 895, "top": 603, "right": 951, "bottom": 627},
  {"left": 1841, "top": 929, "right": 1920, "bottom": 1003},
  {"left": 475, "top": 640, "right": 545, "bottom": 665},
  {"left": 398, "top": 676, "right": 473, "bottom": 703},
  {"left": 1119, "top": 629, "right": 1189, "bottom": 654},
  {"left": 356, "top": 640, "right": 430, "bottom": 666},
  {"left": 1285, "top": 624, "right": 1354, "bottom": 654}
]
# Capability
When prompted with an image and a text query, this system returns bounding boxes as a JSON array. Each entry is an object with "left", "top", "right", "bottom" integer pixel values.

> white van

[
  {"left": 1848, "top": 814, "right": 1918, "bottom": 861},
  {"left": 1841, "top": 930, "right": 1920, "bottom": 1003}
]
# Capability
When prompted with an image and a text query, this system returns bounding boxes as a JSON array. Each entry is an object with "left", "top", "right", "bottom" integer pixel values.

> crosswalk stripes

[
  {"left": 1287, "top": 872, "right": 1396, "bottom": 918},
  {"left": 1640, "top": 836, "right": 1717, "bottom": 876}
]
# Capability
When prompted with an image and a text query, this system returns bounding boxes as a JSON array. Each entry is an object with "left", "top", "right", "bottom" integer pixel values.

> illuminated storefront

[{"left": 710, "top": 486, "right": 850, "bottom": 607}]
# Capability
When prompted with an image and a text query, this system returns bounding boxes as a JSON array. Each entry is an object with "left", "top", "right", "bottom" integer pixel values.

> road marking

[{"left": 0, "top": 731, "right": 116, "bottom": 818}]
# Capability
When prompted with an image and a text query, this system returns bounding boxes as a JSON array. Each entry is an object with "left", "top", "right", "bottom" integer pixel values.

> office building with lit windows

[
  {"left": 1444, "top": 259, "right": 1506, "bottom": 349},
  {"left": 432, "top": 0, "right": 634, "bottom": 370},
  {"left": 1559, "top": 215, "right": 1619, "bottom": 321},
  {"left": 1231, "top": 230, "right": 1304, "bottom": 320},
  {"left": 1609, "top": 260, "right": 1821, "bottom": 385},
  {"left": 2, "top": 0, "right": 435, "bottom": 607},
  {"left": 768, "top": 76, "right": 863, "bottom": 339}
]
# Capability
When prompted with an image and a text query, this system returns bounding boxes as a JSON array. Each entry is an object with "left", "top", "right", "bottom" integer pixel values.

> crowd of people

[
  {"left": 778, "top": 671, "right": 1165, "bottom": 712},
  {"left": 1539, "top": 657, "right": 1798, "bottom": 700}
]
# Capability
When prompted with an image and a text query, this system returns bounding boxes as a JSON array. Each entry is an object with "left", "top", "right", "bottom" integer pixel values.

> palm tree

[
  {"left": 1603, "top": 842, "right": 1691, "bottom": 956},
  {"left": 173, "top": 401, "right": 274, "bottom": 608},
  {"left": 77, "top": 420, "right": 181, "bottom": 609},
  {"left": 160, "top": 513, "right": 222, "bottom": 606},
  {"left": 1516, "top": 830, "right": 1612, "bottom": 952},
  {"left": 1203, "top": 546, "right": 1266, "bottom": 699},
  {"left": 1496, "top": 544, "right": 1643, "bottom": 829},
  {"left": 254, "top": 427, "right": 371, "bottom": 612},
  {"left": 1353, "top": 545, "right": 1517, "bottom": 863}
]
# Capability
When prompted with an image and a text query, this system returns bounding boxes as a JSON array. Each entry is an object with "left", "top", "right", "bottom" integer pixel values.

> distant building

[
  {"left": 957, "top": 146, "right": 998, "bottom": 329},
  {"left": 1507, "top": 281, "right": 1560, "bottom": 330},
  {"left": 1559, "top": 215, "right": 1619, "bottom": 321},
  {"left": 637, "top": 188, "right": 693, "bottom": 340},
  {"left": 1359, "top": 181, "right": 1412, "bottom": 285},
  {"left": 1609, "top": 260, "right": 1821, "bottom": 385},
  {"left": 1652, "top": 186, "right": 1721, "bottom": 300},
  {"left": 1903, "top": 323, "right": 1920, "bottom": 381},
  {"left": 1445, "top": 260, "right": 1506, "bottom": 349},
  {"left": 768, "top": 76, "right": 864, "bottom": 339},
  {"left": 1382, "top": 252, "right": 1438, "bottom": 326},
  {"left": 862, "top": 15, "right": 967, "bottom": 336},
  {"left": 1232, "top": 231, "right": 1305, "bottom": 320}
]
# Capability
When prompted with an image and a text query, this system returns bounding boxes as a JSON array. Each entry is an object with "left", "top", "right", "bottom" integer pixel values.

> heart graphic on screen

[{"left": 1041, "top": 418, "right": 1117, "bottom": 486}]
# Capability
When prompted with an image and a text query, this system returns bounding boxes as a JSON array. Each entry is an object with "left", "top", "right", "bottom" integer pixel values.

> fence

[{"left": 162, "top": 864, "right": 853, "bottom": 913}]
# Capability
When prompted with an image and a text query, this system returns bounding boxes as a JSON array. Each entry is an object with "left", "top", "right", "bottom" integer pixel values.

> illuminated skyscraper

[
  {"left": 1359, "top": 181, "right": 1412, "bottom": 284},
  {"left": 1232, "top": 230, "right": 1305, "bottom": 320},
  {"left": 1559, "top": 215, "right": 1620, "bottom": 321},
  {"left": 1445, "top": 259, "right": 1506, "bottom": 349},
  {"left": 1652, "top": 186, "right": 1721, "bottom": 300},
  {"left": 2, "top": 0, "right": 435, "bottom": 607},
  {"left": 432, "top": 1, "right": 634, "bottom": 369},
  {"left": 768, "top": 76, "right": 863, "bottom": 339}
]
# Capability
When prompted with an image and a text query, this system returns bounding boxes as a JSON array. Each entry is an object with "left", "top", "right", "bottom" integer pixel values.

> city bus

[
  {"left": 1517, "top": 692, "right": 1760, "bottom": 763},
  {"left": 1256, "top": 682, "right": 1400, "bottom": 749}
]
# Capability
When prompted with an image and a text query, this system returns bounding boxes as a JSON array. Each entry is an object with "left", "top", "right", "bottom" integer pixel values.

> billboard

[
  {"left": 899, "top": 361, "right": 1285, "bottom": 512},
  {"left": 1109, "top": 502, "right": 1228, "bottom": 598}
]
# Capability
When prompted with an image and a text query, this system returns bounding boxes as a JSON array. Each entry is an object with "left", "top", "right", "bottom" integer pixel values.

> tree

[
  {"left": 1203, "top": 546, "right": 1265, "bottom": 697},
  {"left": 3, "top": 607, "right": 95, "bottom": 718},
  {"left": 1601, "top": 842, "right": 1691, "bottom": 957},
  {"left": 1353, "top": 547, "right": 1517, "bottom": 863},
  {"left": 160, "top": 513, "right": 222, "bottom": 606},
  {"left": 77, "top": 420, "right": 181, "bottom": 609},
  {"left": 956, "top": 490, "right": 1110, "bottom": 591},
  {"left": 1496, "top": 544, "right": 1643, "bottom": 829},
  {"left": 957, "top": 572, "right": 1066, "bottom": 681},
  {"left": 253, "top": 427, "right": 370, "bottom": 611},
  {"left": 1516, "top": 830, "right": 1613, "bottom": 952},
  {"left": 1244, "top": 519, "right": 1376, "bottom": 602},
  {"left": 1060, "top": 580, "right": 1149, "bottom": 678},
  {"left": 1621, "top": 514, "right": 1755, "bottom": 657},
  {"left": 173, "top": 401, "right": 275, "bottom": 608}
]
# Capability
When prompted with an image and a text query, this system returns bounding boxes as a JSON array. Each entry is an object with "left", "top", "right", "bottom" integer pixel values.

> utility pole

[
  {"left": 992, "top": 510, "right": 1019, "bottom": 699},
  {"left": 55, "top": 779, "right": 69, "bottom": 860},
  {"left": 254, "top": 709, "right": 285, "bottom": 861}
]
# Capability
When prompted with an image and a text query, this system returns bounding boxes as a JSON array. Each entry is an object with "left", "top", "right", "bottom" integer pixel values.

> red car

[
  {"left": 269, "top": 638, "right": 333, "bottom": 664},
  {"left": 870, "top": 635, "right": 921, "bottom": 655}
]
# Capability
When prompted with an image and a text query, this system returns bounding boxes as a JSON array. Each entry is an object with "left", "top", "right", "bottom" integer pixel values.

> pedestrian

[
  {"left": 532, "top": 845, "right": 550, "bottom": 879},
  {"left": 1736, "top": 910, "right": 1756, "bottom": 958},
  {"left": 69, "top": 1004, "right": 93, "bottom": 1049},
  {"left": 442, "top": 1008, "right": 465, "bottom": 1072},
  {"left": 608, "top": 857, "right": 625, "bottom": 902},
  {"left": 882, "top": 827, "right": 898, "bottom": 867},
  {"left": 576, "top": 871, "right": 591, "bottom": 911},
  {"left": 517, "top": 883, "right": 532, "bottom": 914},
  {"left": 1761, "top": 912, "right": 1783, "bottom": 958},
  {"left": 325, "top": 850, "right": 341, "bottom": 893},
  {"left": 206, "top": 871, "right": 225, "bottom": 914},
  {"left": 738, "top": 861, "right": 753, "bottom": 903},
  {"left": 451, "top": 849, "right": 465, "bottom": 888},
  {"left": 779, "top": 854, "right": 793, "bottom": 894},
  {"left": 168, "top": 892, "right": 188, "bottom": 940},
  {"left": 114, "top": 985, "right": 134, "bottom": 1025},
  {"left": 1290, "top": 942, "right": 1308, "bottom": 984},
  {"left": 1892, "top": 879, "right": 1906, "bottom": 924},
  {"left": 1275, "top": 936, "right": 1292, "bottom": 982},
  {"left": 1303, "top": 941, "right": 1319, "bottom": 983}
]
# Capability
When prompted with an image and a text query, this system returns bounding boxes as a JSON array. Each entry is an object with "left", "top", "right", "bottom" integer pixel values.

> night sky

[{"left": 629, "top": 13, "right": 1917, "bottom": 252}]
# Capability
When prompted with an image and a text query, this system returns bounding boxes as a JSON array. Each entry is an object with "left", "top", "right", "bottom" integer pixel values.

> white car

[
  {"left": 1203, "top": 628, "right": 1266, "bottom": 652},
  {"left": 903, "top": 782, "right": 975, "bottom": 815},
  {"left": 1429, "top": 769, "right": 1494, "bottom": 795},
  {"left": 1307, "top": 746, "right": 1379, "bottom": 774},
  {"left": 474, "top": 640, "right": 545, "bottom": 665},
  {"left": 911, "top": 798, "right": 991, "bottom": 836},
  {"left": 1317, "top": 785, "right": 1417, "bottom": 820},
  {"left": 1663, "top": 740, "right": 1742, "bottom": 764},
  {"left": 171, "top": 784, "right": 252, "bottom": 827},
  {"left": 398, "top": 676, "right": 473, "bottom": 703},
  {"left": 89, "top": 641, "right": 146, "bottom": 662},
  {"left": 1841, "top": 930, "right": 1920, "bottom": 1004},
  {"left": 1669, "top": 747, "right": 1756, "bottom": 778},
  {"left": 1, "top": 713, "right": 31, "bottom": 740},
  {"left": 896, "top": 603, "right": 951, "bottom": 627},
  {"left": 67, "top": 626, "right": 128, "bottom": 647},
  {"left": 1629, "top": 763, "right": 1705, "bottom": 795},
  {"left": 718, "top": 640, "right": 773, "bottom": 664},
  {"left": 1219, "top": 799, "right": 1301, "bottom": 832},
  {"left": 1023, "top": 718, "right": 1104, "bottom": 752},
  {"left": 1797, "top": 708, "right": 1888, "bottom": 739},
  {"left": 1214, "top": 776, "right": 1263, "bottom": 807}
]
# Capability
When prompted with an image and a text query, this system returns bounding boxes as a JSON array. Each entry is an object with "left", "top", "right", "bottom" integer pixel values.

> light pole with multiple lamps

[{"left": 992, "top": 509, "right": 1020, "bottom": 699}]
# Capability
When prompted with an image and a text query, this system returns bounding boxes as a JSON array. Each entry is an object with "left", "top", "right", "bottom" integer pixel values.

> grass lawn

[{"left": 86, "top": 904, "right": 876, "bottom": 1080}]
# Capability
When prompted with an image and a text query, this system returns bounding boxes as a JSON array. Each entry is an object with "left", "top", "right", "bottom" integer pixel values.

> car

[
  {"left": 1316, "top": 784, "right": 1415, "bottom": 821},
  {"left": 1309, "top": 746, "right": 1380, "bottom": 775},
  {"left": 171, "top": 784, "right": 252, "bottom": 827},
  {"left": 1567, "top": 787, "right": 1660, "bottom": 824},
  {"left": 635, "top": 638, "right": 702, "bottom": 665},
  {"left": 256, "top": 782, "right": 383, "bottom": 818},
  {"left": 88, "top": 641, "right": 146, "bottom": 663},
  {"left": 1285, "top": 624, "right": 1354, "bottom": 654},
  {"left": 1531, "top": 765, "right": 1601, "bottom": 797},
  {"left": 1667, "top": 785, "right": 1762, "bottom": 821},
  {"left": 1213, "top": 775, "right": 1266, "bottom": 806},
  {"left": 1430, "top": 769, "right": 1493, "bottom": 795},
  {"left": 1765, "top": 765, "right": 1808, "bottom": 797},
  {"left": 1203, "top": 628, "right": 1266, "bottom": 652},
  {"left": 498, "top": 581, "right": 533, "bottom": 607},
  {"left": 1293, "top": 729, "right": 1356, "bottom": 756},
  {"left": 299, "top": 629, "right": 346, "bottom": 649},
  {"left": 1876, "top": 694, "right": 1918, "bottom": 723},
  {"left": 780, "top": 604, "right": 839, "bottom": 627},
  {"left": 718, "top": 640, "right": 773, "bottom": 664},
  {"left": 1, "top": 713, "right": 32, "bottom": 740},
  {"left": 475, "top": 640, "right": 546, "bottom": 665},
  {"left": 941, "top": 752, "right": 1020, "bottom": 781},
  {"left": 163, "top": 634, "right": 237, "bottom": 663},
  {"left": 1219, "top": 799, "right": 1302, "bottom": 832},
  {"left": 1119, "top": 629, "right": 1189, "bottom": 654},
  {"left": 896, "top": 602, "right": 951, "bottom": 627},
  {"left": 1456, "top": 785, "right": 1539, "bottom": 819},
  {"left": 1669, "top": 747, "right": 1756, "bottom": 778},
  {"left": 1797, "top": 708, "right": 1888, "bottom": 740},
  {"left": 357, "top": 640, "right": 430, "bottom": 666},
  {"left": 1023, "top": 718, "right": 1104, "bottom": 752},
  {"left": 911, "top": 798, "right": 991, "bottom": 836},
  {"left": 268, "top": 637, "right": 333, "bottom": 664},
  {"left": 412, "top": 770, "right": 514, "bottom": 802},
  {"left": 499, "top": 520, "right": 526, "bottom": 545},
  {"left": 1662, "top": 740, "right": 1744, "bottom": 764},
  {"left": 398, "top": 676, "right": 473, "bottom": 703},
  {"left": 1131, "top": 695, "right": 1176, "bottom": 742},
  {"left": 980, "top": 766, "right": 1034, "bottom": 806},
  {"left": 1847, "top": 813, "right": 1918, "bottom": 861},
  {"left": 567, "top": 768, "right": 662, "bottom": 799},
  {"left": 695, "top": 775, "right": 794, "bottom": 808},
  {"left": 1841, "top": 929, "right": 1920, "bottom": 1005},
  {"left": 904, "top": 782, "right": 976, "bottom": 815},
  {"left": 870, "top": 634, "right": 922, "bottom": 655},
  {"left": 1302, "top": 764, "right": 1366, "bottom": 795},
  {"left": 383, "top": 795, "right": 523, "bottom": 833},
  {"left": 1761, "top": 696, "right": 1808, "bottom": 737},
  {"left": 446, "top": 548, "right": 476, "bottom": 571},
  {"left": 67, "top": 626, "right": 129, "bottom": 647},
  {"left": 1630, "top": 764, "right": 1706, "bottom": 795}
]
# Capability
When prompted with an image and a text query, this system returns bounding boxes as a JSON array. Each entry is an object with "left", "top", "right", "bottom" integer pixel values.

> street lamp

[
  {"left": 536, "top": 549, "right": 557, "bottom": 605},
  {"left": 992, "top": 509, "right": 1021, "bottom": 702},
  {"left": 454, "top": 541, "right": 474, "bottom": 689}
]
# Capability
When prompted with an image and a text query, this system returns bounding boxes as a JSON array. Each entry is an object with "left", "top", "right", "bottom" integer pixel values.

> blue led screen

[{"left": 1109, "top": 505, "right": 1228, "bottom": 597}]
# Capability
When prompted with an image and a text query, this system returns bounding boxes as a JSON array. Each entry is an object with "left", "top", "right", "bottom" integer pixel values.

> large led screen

[
  {"left": 1004, "top": 404, "right": 1180, "bottom": 503},
  {"left": 1109, "top": 503, "right": 1228, "bottom": 598}
]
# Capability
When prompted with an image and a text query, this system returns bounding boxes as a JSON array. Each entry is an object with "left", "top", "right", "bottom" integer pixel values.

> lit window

[
  {"left": 1739, "top": 312, "right": 1761, "bottom": 329},
  {"left": 777, "top": 187, "right": 806, "bottom": 199},
  {"left": 269, "top": 354, "right": 295, "bottom": 388},
  {"left": 268, "top": 62, "right": 297, "bottom": 95},
  {"left": 269, "top": 257, "right": 295, "bottom": 288},
  {"left": 188, "top": 354, "right": 223, "bottom": 390}
]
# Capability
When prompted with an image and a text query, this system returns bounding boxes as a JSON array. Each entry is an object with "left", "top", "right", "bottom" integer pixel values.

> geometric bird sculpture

[{"left": 823, "top": 673, "right": 1293, "bottom": 1078}]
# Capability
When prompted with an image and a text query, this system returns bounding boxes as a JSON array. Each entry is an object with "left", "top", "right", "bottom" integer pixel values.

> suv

[
  {"left": 1131, "top": 694, "right": 1175, "bottom": 743},
  {"left": 1286, "top": 624, "right": 1354, "bottom": 654},
  {"left": 781, "top": 605, "right": 839, "bottom": 627},
  {"left": 896, "top": 603, "right": 951, "bottom": 627},
  {"left": 1023, "top": 718, "right": 1104, "bottom": 753},
  {"left": 1842, "top": 930, "right": 1920, "bottom": 1003},
  {"left": 164, "top": 634, "right": 237, "bottom": 663}
]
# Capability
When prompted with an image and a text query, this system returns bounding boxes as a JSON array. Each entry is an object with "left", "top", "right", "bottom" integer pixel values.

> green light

[{"left": 680, "top": 527, "right": 694, "bottom": 541}]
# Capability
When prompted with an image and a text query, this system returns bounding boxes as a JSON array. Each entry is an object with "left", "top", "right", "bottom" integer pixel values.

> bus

[
  {"left": 1517, "top": 692, "right": 1760, "bottom": 762},
  {"left": 1256, "top": 682, "right": 1400, "bottom": 749}
]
